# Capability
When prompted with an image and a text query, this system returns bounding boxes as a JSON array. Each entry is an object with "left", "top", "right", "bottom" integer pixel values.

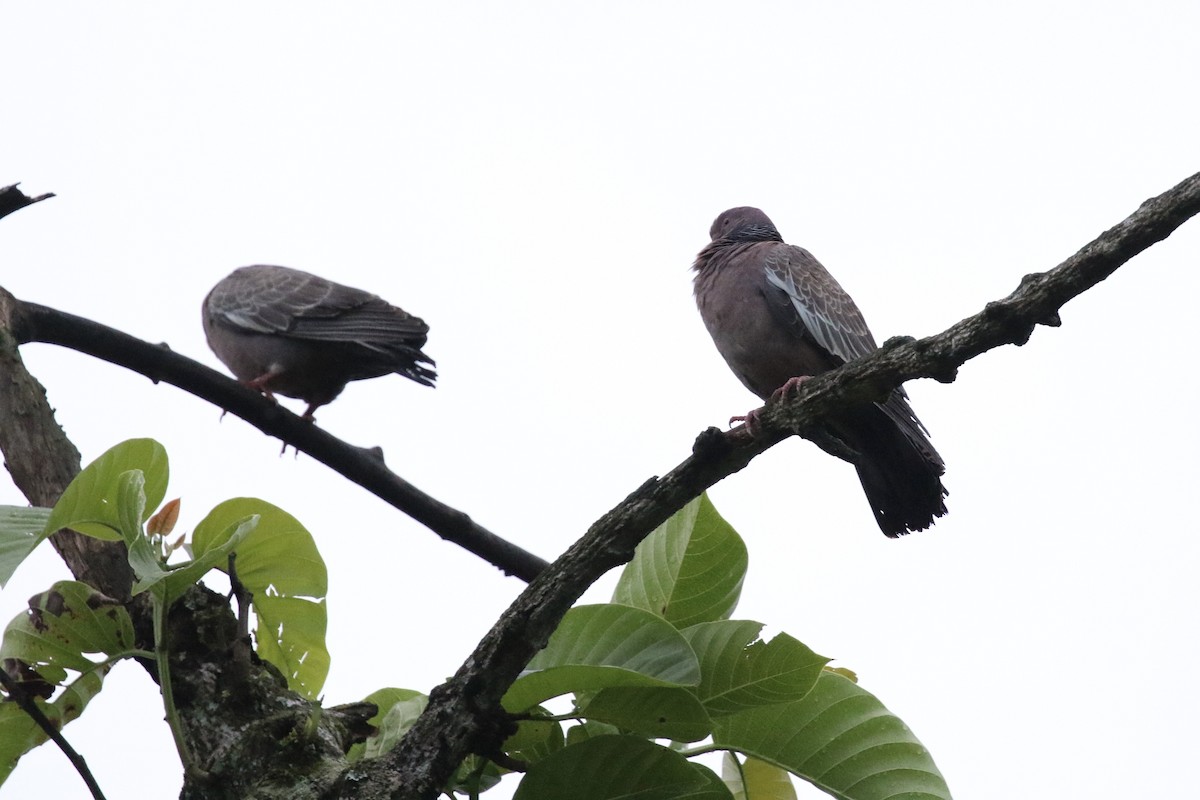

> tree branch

[
  {"left": 0, "top": 183, "right": 55, "bottom": 222},
  {"left": 346, "top": 170, "right": 1200, "bottom": 798},
  {"left": 2, "top": 299, "right": 550, "bottom": 582}
]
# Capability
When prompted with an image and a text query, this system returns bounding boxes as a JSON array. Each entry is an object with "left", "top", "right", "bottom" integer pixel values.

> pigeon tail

[{"left": 841, "top": 406, "right": 948, "bottom": 537}]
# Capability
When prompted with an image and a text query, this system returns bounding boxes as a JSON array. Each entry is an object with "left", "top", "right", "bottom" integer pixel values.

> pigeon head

[{"left": 709, "top": 207, "right": 783, "bottom": 243}]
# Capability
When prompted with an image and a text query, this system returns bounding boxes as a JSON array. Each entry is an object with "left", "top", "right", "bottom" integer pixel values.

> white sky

[{"left": 3, "top": 3, "right": 1199, "bottom": 798}]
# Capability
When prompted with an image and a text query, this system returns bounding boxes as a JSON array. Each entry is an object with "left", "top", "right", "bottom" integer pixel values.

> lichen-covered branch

[{"left": 345, "top": 170, "right": 1200, "bottom": 798}]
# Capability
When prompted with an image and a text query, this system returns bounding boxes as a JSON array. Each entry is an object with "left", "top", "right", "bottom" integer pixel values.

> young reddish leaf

[{"left": 146, "top": 498, "right": 181, "bottom": 537}]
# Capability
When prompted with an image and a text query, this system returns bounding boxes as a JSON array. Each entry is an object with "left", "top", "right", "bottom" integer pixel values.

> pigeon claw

[
  {"left": 771, "top": 375, "right": 812, "bottom": 403},
  {"left": 729, "top": 408, "right": 766, "bottom": 438},
  {"left": 730, "top": 375, "right": 814, "bottom": 438},
  {"left": 242, "top": 374, "right": 280, "bottom": 404}
]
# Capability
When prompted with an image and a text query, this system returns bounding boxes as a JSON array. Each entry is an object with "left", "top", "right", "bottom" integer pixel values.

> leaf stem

[
  {"left": 508, "top": 711, "right": 582, "bottom": 723},
  {"left": 153, "top": 591, "right": 206, "bottom": 780},
  {"left": 677, "top": 743, "right": 724, "bottom": 758}
]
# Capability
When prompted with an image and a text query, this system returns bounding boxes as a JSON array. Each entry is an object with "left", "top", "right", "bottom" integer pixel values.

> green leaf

[
  {"left": 450, "top": 755, "right": 503, "bottom": 796},
  {"left": 681, "top": 763, "right": 736, "bottom": 800},
  {"left": 193, "top": 498, "right": 327, "bottom": 598},
  {"left": 362, "top": 691, "right": 428, "bottom": 759},
  {"left": 131, "top": 514, "right": 257, "bottom": 600},
  {"left": 682, "top": 621, "right": 828, "bottom": 716},
  {"left": 347, "top": 688, "right": 427, "bottom": 763},
  {"left": 825, "top": 666, "right": 858, "bottom": 683},
  {"left": 360, "top": 687, "right": 427, "bottom": 726},
  {"left": 0, "top": 667, "right": 106, "bottom": 784},
  {"left": 582, "top": 686, "right": 712, "bottom": 743},
  {"left": 513, "top": 735, "right": 709, "bottom": 800},
  {"left": 712, "top": 672, "right": 951, "bottom": 800},
  {"left": 0, "top": 581, "right": 136, "bottom": 676},
  {"left": 722, "top": 753, "right": 798, "bottom": 800},
  {"left": 0, "top": 581, "right": 135, "bottom": 783},
  {"left": 613, "top": 493, "right": 747, "bottom": 628},
  {"left": 43, "top": 439, "right": 168, "bottom": 542},
  {"left": 0, "top": 506, "right": 50, "bottom": 588},
  {"left": 252, "top": 594, "right": 328, "bottom": 699},
  {"left": 503, "top": 709, "right": 565, "bottom": 765},
  {"left": 192, "top": 498, "right": 328, "bottom": 698},
  {"left": 564, "top": 720, "right": 621, "bottom": 747},
  {"left": 504, "top": 604, "right": 701, "bottom": 712},
  {"left": 115, "top": 469, "right": 147, "bottom": 543},
  {"left": 113, "top": 470, "right": 170, "bottom": 595}
]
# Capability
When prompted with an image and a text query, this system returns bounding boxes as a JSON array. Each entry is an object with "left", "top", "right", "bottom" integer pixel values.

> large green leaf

[
  {"left": 683, "top": 764, "right": 737, "bottom": 800},
  {"left": 0, "top": 581, "right": 136, "bottom": 680},
  {"left": 43, "top": 439, "right": 168, "bottom": 542},
  {"left": 581, "top": 686, "right": 712, "bottom": 743},
  {"left": 722, "top": 753, "right": 798, "bottom": 800},
  {"left": 193, "top": 498, "right": 327, "bottom": 598},
  {"left": 712, "top": 672, "right": 951, "bottom": 800},
  {"left": 682, "top": 621, "right": 828, "bottom": 716},
  {"left": 513, "top": 735, "right": 710, "bottom": 800},
  {"left": 504, "top": 604, "right": 700, "bottom": 712},
  {"left": 0, "top": 581, "right": 135, "bottom": 784},
  {"left": 0, "top": 506, "right": 50, "bottom": 588},
  {"left": 564, "top": 720, "right": 622, "bottom": 747},
  {"left": 613, "top": 493, "right": 747, "bottom": 628},
  {"left": 252, "top": 594, "right": 329, "bottom": 699},
  {"left": 192, "top": 498, "right": 328, "bottom": 698}
]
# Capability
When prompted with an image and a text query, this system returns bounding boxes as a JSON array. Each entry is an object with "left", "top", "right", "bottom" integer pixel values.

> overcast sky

[{"left": 3, "top": 3, "right": 1199, "bottom": 798}]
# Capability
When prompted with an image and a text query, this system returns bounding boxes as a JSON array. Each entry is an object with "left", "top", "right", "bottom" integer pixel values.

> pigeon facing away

[
  {"left": 203, "top": 265, "right": 435, "bottom": 419},
  {"left": 693, "top": 207, "right": 947, "bottom": 536}
]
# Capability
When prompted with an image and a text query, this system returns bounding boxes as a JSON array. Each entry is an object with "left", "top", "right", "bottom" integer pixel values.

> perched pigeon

[
  {"left": 203, "top": 265, "right": 435, "bottom": 419},
  {"left": 693, "top": 207, "right": 947, "bottom": 536}
]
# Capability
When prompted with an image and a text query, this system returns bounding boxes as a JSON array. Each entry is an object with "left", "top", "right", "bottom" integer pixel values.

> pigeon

[
  {"left": 202, "top": 264, "right": 435, "bottom": 419},
  {"left": 692, "top": 207, "right": 947, "bottom": 536}
]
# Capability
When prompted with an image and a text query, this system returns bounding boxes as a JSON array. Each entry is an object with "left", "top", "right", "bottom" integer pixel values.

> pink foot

[
  {"left": 244, "top": 369, "right": 284, "bottom": 402},
  {"left": 242, "top": 380, "right": 279, "bottom": 405},
  {"left": 729, "top": 408, "right": 766, "bottom": 437},
  {"left": 729, "top": 375, "right": 814, "bottom": 438},
  {"left": 770, "top": 375, "right": 812, "bottom": 403}
]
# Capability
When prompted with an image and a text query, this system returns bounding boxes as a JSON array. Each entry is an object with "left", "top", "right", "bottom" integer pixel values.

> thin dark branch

[
  {"left": 0, "top": 183, "right": 55, "bottom": 222},
  {"left": 2, "top": 301, "right": 549, "bottom": 582},
  {"left": 0, "top": 668, "right": 108, "bottom": 800},
  {"left": 345, "top": 171, "right": 1200, "bottom": 798}
]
